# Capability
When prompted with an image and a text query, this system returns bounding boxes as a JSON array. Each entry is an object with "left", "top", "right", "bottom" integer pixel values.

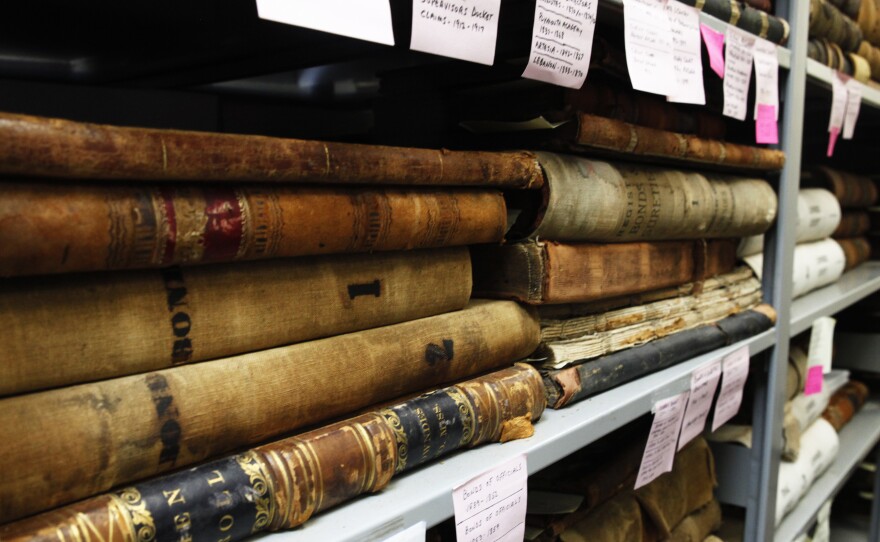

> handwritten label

[
  {"left": 756, "top": 104, "right": 778, "bottom": 144},
  {"left": 723, "top": 27, "right": 755, "bottom": 121},
  {"left": 623, "top": 0, "right": 676, "bottom": 95},
  {"left": 843, "top": 78, "right": 863, "bottom": 140},
  {"left": 828, "top": 72, "right": 847, "bottom": 151},
  {"left": 522, "top": 0, "right": 598, "bottom": 89},
  {"left": 808, "top": 316, "right": 836, "bottom": 373},
  {"left": 712, "top": 345, "right": 750, "bottom": 431},
  {"left": 753, "top": 38, "right": 779, "bottom": 119},
  {"left": 380, "top": 522, "right": 427, "bottom": 542},
  {"left": 256, "top": 0, "right": 395, "bottom": 46},
  {"left": 666, "top": 2, "right": 705, "bottom": 104},
  {"left": 453, "top": 454, "right": 527, "bottom": 542},
  {"left": 678, "top": 360, "right": 723, "bottom": 450},
  {"left": 700, "top": 24, "right": 725, "bottom": 77},
  {"left": 635, "top": 391, "right": 689, "bottom": 489},
  {"left": 411, "top": 0, "right": 501, "bottom": 65},
  {"left": 804, "top": 365, "right": 824, "bottom": 396}
]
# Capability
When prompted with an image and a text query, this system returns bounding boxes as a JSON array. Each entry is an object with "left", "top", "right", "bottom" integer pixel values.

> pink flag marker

[
  {"left": 700, "top": 23, "right": 725, "bottom": 78},
  {"left": 827, "top": 126, "right": 840, "bottom": 157},
  {"left": 756, "top": 104, "right": 778, "bottom": 144},
  {"left": 804, "top": 365, "right": 824, "bottom": 396}
]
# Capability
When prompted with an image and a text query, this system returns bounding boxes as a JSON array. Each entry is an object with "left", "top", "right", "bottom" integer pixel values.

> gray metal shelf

[
  {"left": 257, "top": 330, "right": 774, "bottom": 542},
  {"left": 790, "top": 262, "right": 880, "bottom": 337},
  {"left": 806, "top": 58, "right": 880, "bottom": 109},
  {"left": 774, "top": 401, "right": 880, "bottom": 542}
]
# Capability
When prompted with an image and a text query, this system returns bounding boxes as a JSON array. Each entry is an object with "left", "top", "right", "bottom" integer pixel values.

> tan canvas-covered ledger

[
  {"left": 0, "top": 300, "right": 540, "bottom": 524},
  {"left": 0, "top": 247, "right": 473, "bottom": 395}
]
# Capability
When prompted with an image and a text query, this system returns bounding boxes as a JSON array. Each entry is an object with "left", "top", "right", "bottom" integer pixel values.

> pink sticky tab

[
  {"left": 756, "top": 104, "right": 778, "bottom": 144},
  {"left": 827, "top": 126, "right": 840, "bottom": 157},
  {"left": 804, "top": 365, "right": 824, "bottom": 396},
  {"left": 701, "top": 24, "right": 725, "bottom": 78}
]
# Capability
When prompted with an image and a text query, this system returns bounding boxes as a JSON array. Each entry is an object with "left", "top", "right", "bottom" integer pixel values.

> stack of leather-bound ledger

[
  {"left": 807, "top": 0, "right": 880, "bottom": 84},
  {"left": 0, "top": 112, "right": 562, "bottom": 541}
]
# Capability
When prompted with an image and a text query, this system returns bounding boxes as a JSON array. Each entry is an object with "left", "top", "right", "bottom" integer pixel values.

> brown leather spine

[
  {"left": 572, "top": 113, "right": 786, "bottom": 171},
  {"left": 0, "top": 365, "right": 545, "bottom": 540},
  {"left": 836, "top": 237, "right": 872, "bottom": 270},
  {"left": 541, "top": 240, "right": 737, "bottom": 304},
  {"left": 0, "top": 247, "right": 473, "bottom": 396},
  {"left": 0, "top": 182, "right": 506, "bottom": 277},
  {"left": 809, "top": 166, "right": 879, "bottom": 207},
  {"left": 0, "top": 300, "right": 540, "bottom": 524},
  {"left": 833, "top": 211, "right": 871, "bottom": 237},
  {"left": 822, "top": 380, "right": 869, "bottom": 431},
  {"left": 0, "top": 112, "right": 544, "bottom": 188}
]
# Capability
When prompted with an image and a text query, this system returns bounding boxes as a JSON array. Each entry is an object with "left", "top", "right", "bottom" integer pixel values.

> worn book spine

[
  {"left": 738, "top": 188, "right": 841, "bottom": 257},
  {"left": 0, "top": 364, "right": 545, "bottom": 541},
  {"left": 678, "top": 0, "right": 790, "bottom": 44},
  {"left": 810, "top": 0, "right": 864, "bottom": 51},
  {"left": 471, "top": 239, "right": 737, "bottom": 305},
  {"left": 0, "top": 247, "right": 472, "bottom": 396},
  {"left": 513, "top": 153, "right": 777, "bottom": 242},
  {"left": 0, "top": 182, "right": 506, "bottom": 277},
  {"left": 745, "top": 238, "right": 847, "bottom": 299},
  {"left": 537, "top": 266, "right": 756, "bottom": 319},
  {"left": 537, "top": 287, "right": 762, "bottom": 368},
  {"left": 540, "top": 268, "right": 760, "bottom": 341},
  {"left": 0, "top": 112, "right": 544, "bottom": 188},
  {"left": 822, "top": 380, "right": 869, "bottom": 431},
  {"left": 834, "top": 211, "right": 871, "bottom": 237},
  {"left": 836, "top": 237, "right": 872, "bottom": 270},
  {"left": 543, "top": 305, "right": 776, "bottom": 408},
  {"left": 776, "top": 418, "right": 839, "bottom": 525},
  {"left": 568, "top": 113, "right": 787, "bottom": 171},
  {"left": 806, "top": 166, "right": 879, "bottom": 207},
  {"left": 0, "top": 299, "right": 540, "bottom": 524}
]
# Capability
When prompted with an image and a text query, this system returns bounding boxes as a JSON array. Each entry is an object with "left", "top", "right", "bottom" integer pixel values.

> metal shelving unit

[
  {"left": 260, "top": 331, "right": 775, "bottom": 542},
  {"left": 775, "top": 402, "right": 880, "bottom": 542},
  {"left": 790, "top": 262, "right": 880, "bottom": 336}
]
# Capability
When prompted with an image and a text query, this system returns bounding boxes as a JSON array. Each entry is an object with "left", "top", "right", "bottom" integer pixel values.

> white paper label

[
  {"left": 623, "top": 0, "right": 677, "bottom": 95},
  {"left": 843, "top": 78, "right": 863, "bottom": 140},
  {"left": 808, "top": 316, "right": 836, "bottom": 374},
  {"left": 256, "top": 0, "right": 395, "bottom": 46},
  {"left": 678, "top": 359, "right": 723, "bottom": 450},
  {"left": 410, "top": 0, "right": 501, "bottom": 65},
  {"left": 723, "top": 27, "right": 755, "bottom": 121},
  {"left": 635, "top": 391, "right": 689, "bottom": 489},
  {"left": 712, "top": 345, "right": 750, "bottom": 431},
  {"left": 522, "top": 0, "right": 598, "bottom": 89},
  {"left": 829, "top": 73, "right": 847, "bottom": 132},
  {"left": 753, "top": 37, "right": 779, "bottom": 119},
  {"left": 380, "top": 522, "right": 427, "bottom": 542},
  {"left": 453, "top": 454, "right": 527, "bottom": 542},
  {"left": 666, "top": 2, "right": 705, "bottom": 105}
]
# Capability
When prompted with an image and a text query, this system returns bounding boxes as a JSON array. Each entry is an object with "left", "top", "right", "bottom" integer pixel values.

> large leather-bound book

[
  {"left": 1, "top": 247, "right": 472, "bottom": 395},
  {"left": 834, "top": 211, "right": 871, "bottom": 237},
  {"left": 0, "top": 300, "right": 539, "bottom": 524},
  {"left": 744, "top": 238, "right": 847, "bottom": 299},
  {"left": 508, "top": 153, "right": 777, "bottom": 242},
  {"left": 810, "top": 0, "right": 864, "bottom": 52},
  {"left": 837, "top": 236, "right": 872, "bottom": 269},
  {"left": 804, "top": 166, "right": 879, "bottom": 207},
  {"left": 536, "top": 270, "right": 762, "bottom": 369},
  {"left": 544, "top": 306, "right": 776, "bottom": 408},
  {"left": 822, "top": 380, "right": 870, "bottom": 431},
  {"left": 471, "top": 239, "right": 738, "bottom": 305},
  {"left": 551, "top": 113, "right": 786, "bottom": 172},
  {"left": 677, "top": 0, "right": 790, "bottom": 44},
  {"left": 0, "top": 112, "right": 543, "bottom": 188},
  {"left": 0, "top": 364, "right": 545, "bottom": 541},
  {"left": 0, "top": 182, "right": 506, "bottom": 277},
  {"left": 737, "top": 188, "right": 841, "bottom": 257}
]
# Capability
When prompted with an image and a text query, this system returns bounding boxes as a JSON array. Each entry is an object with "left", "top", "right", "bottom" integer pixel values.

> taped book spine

[
  {"left": 0, "top": 300, "right": 540, "bottom": 524},
  {"left": 0, "top": 247, "right": 472, "bottom": 395},
  {"left": 471, "top": 239, "right": 737, "bottom": 305},
  {"left": 0, "top": 112, "right": 544, "bottom": 188},
  {"left": 0, "top": 183, "right": 506, "bottom": 277},
  {"left": 570, "top": 114, "right": 786, "bottom": 171},
  {"left": 0, "top": 365, "right": 546, "bottom": 541},
  {"left": 518, "top": 153, "right": 777, "bottom": 242},
  {"left": 543, "top": 306, "right": 776, "bottom": 408}
]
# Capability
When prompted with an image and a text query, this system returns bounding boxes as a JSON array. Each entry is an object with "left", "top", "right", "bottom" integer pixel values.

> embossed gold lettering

[
  {"left": 215, "top": 490, "right": 234, "bottom": 508},
  {"left": 163, "top": 488, "right": 186, "bottom": 506},
  {"left": 206, "top": 470, "right": 226, "bottom": 486},
  {"left": 174, "top": 512, "right": 192, "bottom": 530},
  {"left": 219, "top": 515, "right": 234, "bottom": 532}
]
